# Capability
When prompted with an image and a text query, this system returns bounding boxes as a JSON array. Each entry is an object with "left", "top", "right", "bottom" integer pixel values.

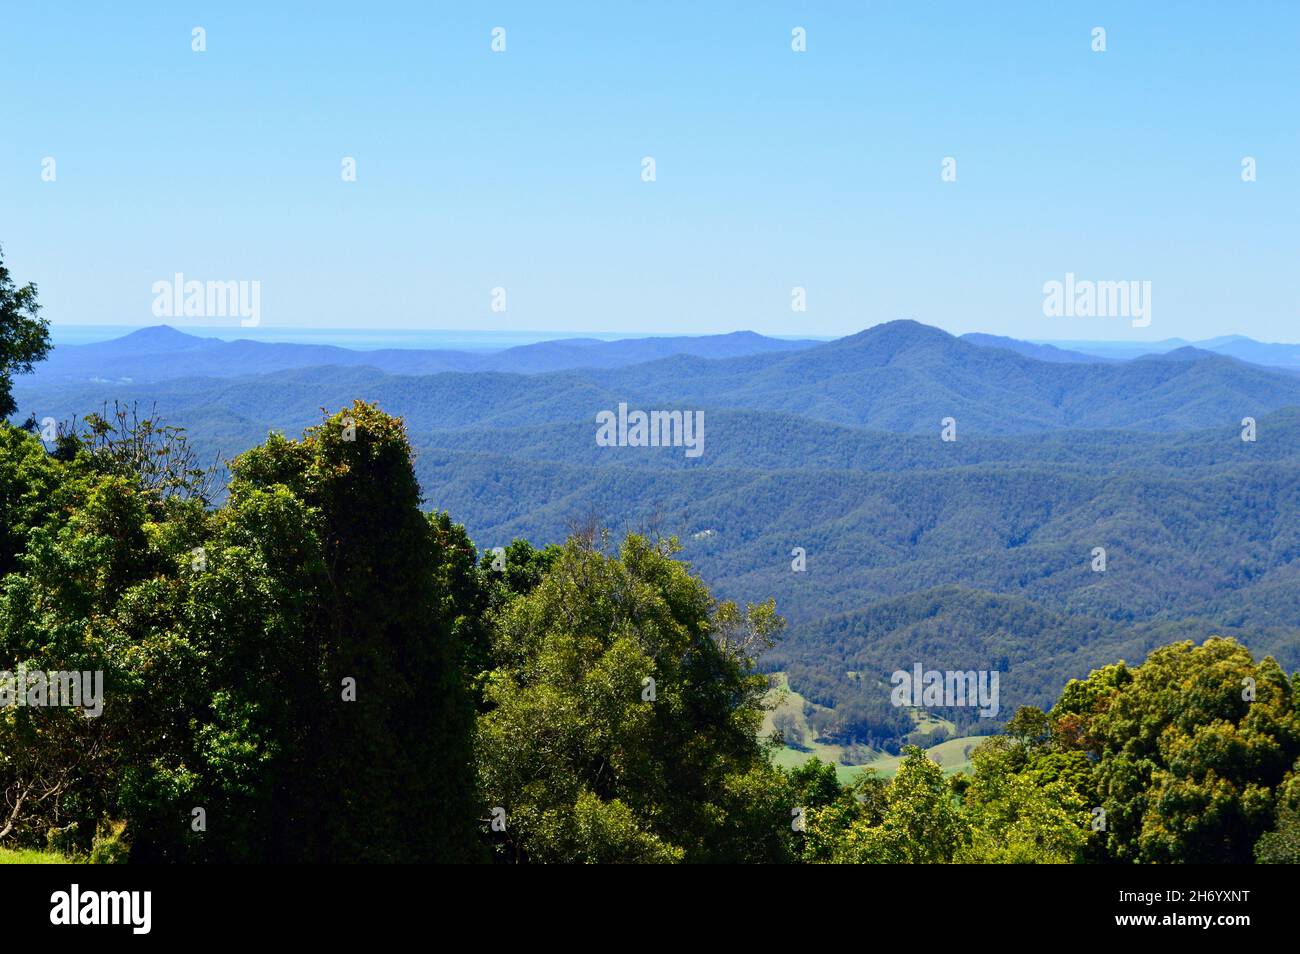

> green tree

[
  {"left": 0, "top": 246, "right": 50, "bottom": 419},
  {"left": 1254, "top": 805, "right": 1300, "bottom": 863},
  {"left": 163, "top": 402, "right": 479, "bottom": 862},
  {"left": 956, "top": 737, "right": 1089, "bottom": 863},
  {"left": 475, "top": 531, "right": 791, "bottom": 862},
  {"left": 1061, "top": 638, "right": 1300, "bottom": 863},
  {"left": 1254, "top": 759, "right": 1300, "bottom": 862},
  {"left": 833, "top": 747, "right": 967, "bottom": 863},
  {"left": 0, "top": 422, "right": 204, "bottom": 852},
  {"left": 800, "top": 763, "right": 885, "bottom": 863},
  {"left": 1, "top": 403, "right": 481, "bottom": 862}
]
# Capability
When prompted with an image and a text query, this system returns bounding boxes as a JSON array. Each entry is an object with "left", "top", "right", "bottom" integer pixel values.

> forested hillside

[
  {"left": 23, "top": 320, "right": 1300, "bottom": 437},
  {"left": 15, "top": 319, "right": 1300, "bottom": 752},
  {"left": 2, "top": 281, "right": 1298, "bottom": 863},
  {"left": 2, "top": 406, "right": 1298, "bottom": 864}
]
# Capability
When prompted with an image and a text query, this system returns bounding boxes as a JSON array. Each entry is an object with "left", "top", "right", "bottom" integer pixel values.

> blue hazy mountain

[
  {"left": 1032, "top": 333, "right": 1300, "bottom": 369},
  {"left": 959, "top": 333, "right": 1114, "bottom": 363},
  {"left": 34, "top": 325, "right": 820, "bottom": 384},
  {"left": 578, "top": 320, "right": 1300, "bottom": 432},
  {"left": 21, "top": 319, "right": 1300, "bottom": 436}
]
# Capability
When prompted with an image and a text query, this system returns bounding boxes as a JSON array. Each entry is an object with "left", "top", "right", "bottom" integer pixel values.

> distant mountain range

[
  {"left": 14, "top": 319, "right": 1300, "bottom": 747},
  {"left": 958, "top": 334, "right": 1114, "bottom": 363},
  {"left": 24, "top": 320, "right": 1300, "bottom": 435},
  {"left": 1027, "top": 333, "right": 1300, "bottom": 369},
  {"left": 33, "top": 325, "right": 821, "bottom": 383},
  {"left": 35, "top": 325, "right": 1300, "bottom": 390}
]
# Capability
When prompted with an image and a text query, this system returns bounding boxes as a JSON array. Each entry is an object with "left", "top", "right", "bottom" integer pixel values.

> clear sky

[{"left": 2, "top": 1, "right": 1297, "bottom": 342}]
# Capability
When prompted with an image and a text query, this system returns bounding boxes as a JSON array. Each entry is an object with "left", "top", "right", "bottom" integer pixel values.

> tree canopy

[
  {"left": 0, "top": 246, "right": 50, "bottom": 419},
  {"left": 2, "top": 391, "right": 1297, "bottom": 863}
]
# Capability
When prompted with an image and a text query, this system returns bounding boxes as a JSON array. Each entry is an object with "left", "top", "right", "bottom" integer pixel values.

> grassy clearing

[
  {"left": 771, "top": 734, "right": 985, "bottom": 782},
  {"left": 762, "top": 673, "right": 863, "bottom": 767},
  {"left": 865, "top": 735, "right": 985, "bottom": 777},
  {"left": 763, "top": 672, "right": 987, "bottom": 782},
  {"left": 770, "top": 744, "right": 866, "bottom": 785},
  {"left": 0, "top": 846, "right": 78, "bottom": 864}
]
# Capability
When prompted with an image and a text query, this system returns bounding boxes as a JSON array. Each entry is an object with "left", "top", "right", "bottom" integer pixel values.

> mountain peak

[
  {"left": 117, "top": 325, "right": 207, "bottom": 347},
  {"left": 1140, "top": 345, "right": 1221, "bottom": 362},
  {"left": 826, "top": 320, "right": 958, "bottom": 355},
  {"left": 840, "top": 318, "right": 946, "bottom": 339}
]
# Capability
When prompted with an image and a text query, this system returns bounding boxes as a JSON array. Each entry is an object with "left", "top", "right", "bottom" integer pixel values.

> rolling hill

[
  {"left": 12, "top": 318, "right": 1300, "bottom": 751},
  {"left": 34, "top": 325, "right": 820, "bottom": 384},
  {"left": 25, "top": 320, "right": 1300, "bottom": 437}
]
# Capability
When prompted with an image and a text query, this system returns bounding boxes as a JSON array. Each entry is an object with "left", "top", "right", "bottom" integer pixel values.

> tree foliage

[
  {"left": 3, "top": 384, "right": 1299, "bottom": 864},
  {"left": 474, "top": 531, "right": 794, "bottom": 863},
  {"left": 0, "top": 403, "right": 478, "bottom": 861},
  {"left": 0, "top": 246, "right": 50, "bottom": 419}
]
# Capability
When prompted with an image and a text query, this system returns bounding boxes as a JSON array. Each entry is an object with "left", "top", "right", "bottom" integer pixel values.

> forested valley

[{"left": 4, "top": 253, "right": 1299, "bottom": 864}]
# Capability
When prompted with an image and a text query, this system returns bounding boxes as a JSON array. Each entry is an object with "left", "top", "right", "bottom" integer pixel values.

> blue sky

[{"left": 2, "top": 1, "right": 1297, "bottom": 342}]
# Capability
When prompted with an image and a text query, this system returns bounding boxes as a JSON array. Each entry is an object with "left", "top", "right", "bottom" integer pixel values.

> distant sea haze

[{"left": 48, "top": 325, "right": 826, "bottom": 351}]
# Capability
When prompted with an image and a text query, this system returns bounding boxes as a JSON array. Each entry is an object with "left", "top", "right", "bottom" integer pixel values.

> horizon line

[{"left": 44, "top": 321, "right": 1297, "bottom": 350}]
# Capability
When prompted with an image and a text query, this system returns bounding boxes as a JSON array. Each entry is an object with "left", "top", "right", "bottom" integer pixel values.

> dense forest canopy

[
  {"left": 18, "top": 314, "right": 1300, "bottom": 751},
  {"left": 3, "top": 250, "right": 1299, "bottom": 863},
  {"left": 2, "top": 404, "right": 1298, "bottom": 863}
]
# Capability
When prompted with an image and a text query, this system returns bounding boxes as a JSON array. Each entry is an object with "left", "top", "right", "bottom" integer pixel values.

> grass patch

[
  {"left": 763, "top": 672, "right": 987, "bottom": 782},
  {"left": 0, "top": 846, "right": 79, "bottom": 864},
  {"left": 865, "top": 735, "right": 985, "bottom": 778}
]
